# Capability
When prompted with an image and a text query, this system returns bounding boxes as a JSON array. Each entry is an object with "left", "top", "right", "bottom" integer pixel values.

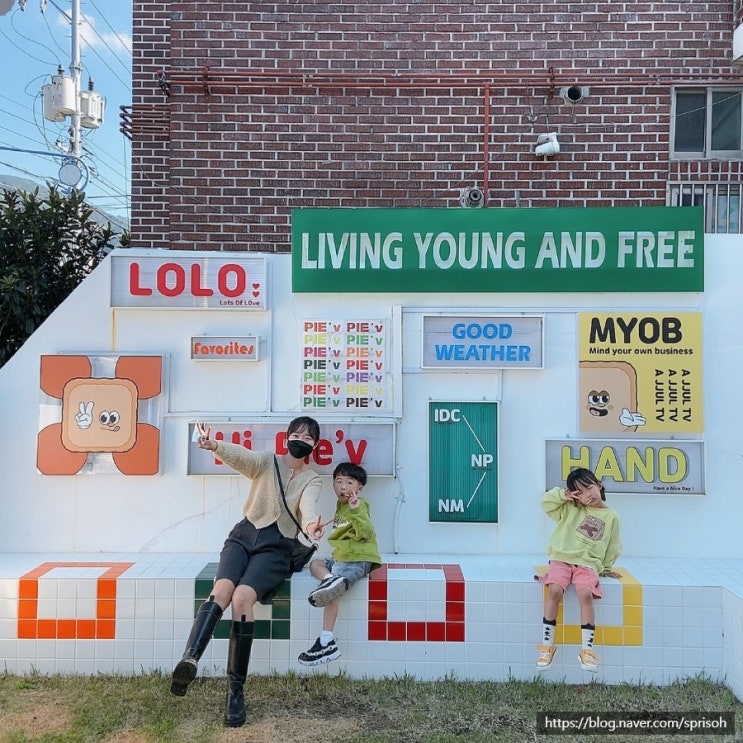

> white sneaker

[
  {"left": 536, "top": 644, "right": 556, "bottom": 669},
  {"left": 578, "top": 648, "right": 600, "bottom": 672},
  {"left": 308, "top": 575, "right": 349, "bottom": 607},
  {"left": 298, "top": 637, "right": 342, "bottom": 666}
]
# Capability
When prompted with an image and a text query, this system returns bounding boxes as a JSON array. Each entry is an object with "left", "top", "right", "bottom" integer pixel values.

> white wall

[{"left": 0, "top": 237, "right": 740, "bottom": 558}]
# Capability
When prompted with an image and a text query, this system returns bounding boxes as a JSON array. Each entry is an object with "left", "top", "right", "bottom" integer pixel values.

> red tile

[
  {"left": 446, "top": 582, "right": 465, "bottom": 602},
  {"left": 388, "top": 622, "right": 406, "bottom": 641},
  {"left": 365, "top": 562, "right": 467, "bottom": 644},
  {"left": 368, "top": 579, "right": 387, "bottom": 600},
  {"left": 446, "top": 602, "right": 465, "bottom": 622},
  {"left": 368, "top": 621, "right": 387, "bottom": 641},
  {"left": 426, "top": 622, "right": 446, "bottom": 642},
  {"left": 407, "top": 622, "right": 426, "bottom": 641},
  {"left": 368, "top": 600, "right": 387, "bottom": 621},
  {"left": 446, "top": 623, "right": 465, "bottom": 642}
]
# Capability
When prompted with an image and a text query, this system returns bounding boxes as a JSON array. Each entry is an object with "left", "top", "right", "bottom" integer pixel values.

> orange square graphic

[
  {"left": 17, "top": 562, "right": 134, "bottom": 640},
  {"left": 62, "top": 378, "right": 138, "bottom": 452}
]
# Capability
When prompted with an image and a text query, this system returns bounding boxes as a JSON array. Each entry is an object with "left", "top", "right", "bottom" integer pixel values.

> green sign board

[
  {"left": 428, "top": 401, "right": 498, "bottom": 523},
  {"left": 292, "top": 206, "right": 704, "bottom": 293}
]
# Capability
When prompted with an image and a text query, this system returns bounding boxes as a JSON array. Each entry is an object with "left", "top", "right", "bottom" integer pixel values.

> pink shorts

[{"left": 536, "top": 561, "right": 602, "bottom": 599}]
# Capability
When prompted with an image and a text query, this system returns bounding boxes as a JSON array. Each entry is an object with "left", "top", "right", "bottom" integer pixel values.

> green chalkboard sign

[{"left": 428, "top": 401, "right": 498, "bottom": 523}]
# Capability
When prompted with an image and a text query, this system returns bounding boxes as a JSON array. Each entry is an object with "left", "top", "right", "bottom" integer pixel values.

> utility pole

[
  {"left": 69, "top": 0, "right": 82, "bottom": 158},
  {"left": 39, "top": 0, "right": 104, "bottom": 190}
]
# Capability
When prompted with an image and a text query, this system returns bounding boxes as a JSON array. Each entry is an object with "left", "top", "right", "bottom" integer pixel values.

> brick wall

[{"left": 131, "top": 1, "right": 743, "bottom": 251}]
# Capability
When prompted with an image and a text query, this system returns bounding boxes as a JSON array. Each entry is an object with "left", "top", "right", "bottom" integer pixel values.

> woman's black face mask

[{"left": 287, "top": 439, "right": 313, "bottom": 459}]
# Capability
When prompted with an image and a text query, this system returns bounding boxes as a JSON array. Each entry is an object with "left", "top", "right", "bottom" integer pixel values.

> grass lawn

[{"left": 0, "top": 671, "right": 740, "bottom": 742}]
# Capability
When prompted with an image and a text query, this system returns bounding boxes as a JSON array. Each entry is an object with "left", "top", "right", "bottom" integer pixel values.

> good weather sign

[{"left": 429, "top": 401, "right": 498, "bottom": 523}]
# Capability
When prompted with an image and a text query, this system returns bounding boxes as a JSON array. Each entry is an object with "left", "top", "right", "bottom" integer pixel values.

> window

[
  {"left": 672, "top": 88, "right": 742, "bottom": 159},
  {"left": 667, "top": 182, "right": 742, "bottom": 233}
]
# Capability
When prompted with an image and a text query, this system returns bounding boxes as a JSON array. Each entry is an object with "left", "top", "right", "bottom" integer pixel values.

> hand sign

[
  {"left": 309, "top": 515, "right": 333, "bottom": 540},
  {"left": 75, "top": 401, "right": 94, "bottom": 429},
  {"left": 620, "top": 408, "right": 646, "bottom": 426},
  {"left": 194, "top": 421, "right": 215, "bottom": 451}
]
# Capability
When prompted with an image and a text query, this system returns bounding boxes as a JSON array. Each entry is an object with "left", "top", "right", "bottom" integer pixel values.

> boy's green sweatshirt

[
  {"left": 328, "top": 498, "right": 382, "bottom": 569},
  {"left": 542, "top": 486, "right": 622, "bottom": 575}
]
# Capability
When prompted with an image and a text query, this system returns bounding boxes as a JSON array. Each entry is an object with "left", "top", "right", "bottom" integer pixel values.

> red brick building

[{"left": 128, "top": 1, "right": 743, "bottom": 250}]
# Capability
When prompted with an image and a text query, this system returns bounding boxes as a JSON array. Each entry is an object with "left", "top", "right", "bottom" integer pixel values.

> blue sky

[{"left": 0, "top": 0, "right": 132, "bottom": 220}]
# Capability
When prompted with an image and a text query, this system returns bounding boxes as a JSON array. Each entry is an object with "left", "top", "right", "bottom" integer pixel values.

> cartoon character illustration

[
  {"left": 578, "top": 360, "right": 646, "bottom": 433},
  {"left": 37, "top": 355, "right": 162, "bottom": 475}
]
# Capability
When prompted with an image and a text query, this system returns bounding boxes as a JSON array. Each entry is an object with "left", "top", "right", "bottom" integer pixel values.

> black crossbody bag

[{"left": 274, "top": 456, "right": 318, "bottom": 572}]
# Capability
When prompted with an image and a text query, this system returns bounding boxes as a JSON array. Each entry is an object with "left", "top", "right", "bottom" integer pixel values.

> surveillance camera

[
  {"left": 460, "top": 188, "right": 484, "bottom": 208},
  {"left": 535, "top": 133, "right": 560, "bottom": 158},
  {"left": 559, "top": 85, "right": 589, "bottom": 105}
]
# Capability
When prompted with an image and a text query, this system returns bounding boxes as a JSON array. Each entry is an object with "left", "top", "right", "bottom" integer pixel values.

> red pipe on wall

[{"left": 162, "top": 66, "right": 743, "bottom": 206}]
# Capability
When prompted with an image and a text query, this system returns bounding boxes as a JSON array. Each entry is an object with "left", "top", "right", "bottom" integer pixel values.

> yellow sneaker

[
  {"left": 578, "top": 648, "right": 600, "bottom": 672},
  {"left": 536, "top": 644, "right": 556, "bottom": 669}
]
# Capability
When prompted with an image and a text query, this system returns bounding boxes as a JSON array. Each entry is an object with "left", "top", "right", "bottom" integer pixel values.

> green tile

[
  {"left": 274, "top": 580, "right": 291, "bottom": 599},
  {"left": 272, "top": 599, "right": 290, "bottom": 620},
  {"left": 271, "top": 619, "right": 290, "bottom": 640},
  {"left": 195, "top": 580, "right": 214, "bottom": 599},
  {"left": 186, "top": 562, "right": 297, "bottom": 640},
  {"left": 254, "top": 620, "right": 271, "bottom": 640},
  {"left": 213, "top": 620, "right": 230, "bottom": 640}
]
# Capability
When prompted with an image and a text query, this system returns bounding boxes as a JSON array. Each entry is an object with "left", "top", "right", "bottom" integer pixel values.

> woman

[{"left": 171, "top": 416, "right": 327, "bottom": 727}]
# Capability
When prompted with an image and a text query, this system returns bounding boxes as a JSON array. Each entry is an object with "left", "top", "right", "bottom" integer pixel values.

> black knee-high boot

[
  {"left": 171, "top": 599, "right": 223, "bottom": 696},
  {"left": 224, "top": 619, "right": 254, "bottom": 727}
]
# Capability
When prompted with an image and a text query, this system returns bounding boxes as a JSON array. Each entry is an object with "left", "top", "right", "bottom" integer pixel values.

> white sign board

[
  {"left": 187, "top": 421, "right": 396, "bottom": 476},
  {"left": 422, "top": 315, "right": 543, "bottom": 369},
  {"left": 111, "top": 253, "right": 268, "bottom": 309},
  {"left": 545, "top": 438, "right": 705, "bottom": 495}
]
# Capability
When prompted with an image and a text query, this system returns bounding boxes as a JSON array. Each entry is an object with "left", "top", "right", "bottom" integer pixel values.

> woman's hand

[
  {"left": 307, "top": 515, "right": 333, "bottom": 541},
  {"left": 195, "top": 422, "right": 216, "bottom": 451}
]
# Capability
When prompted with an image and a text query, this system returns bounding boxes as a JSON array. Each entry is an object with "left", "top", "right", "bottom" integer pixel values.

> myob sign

[{"left": 292, "top": 206, "right": 703, "bottom": 293}]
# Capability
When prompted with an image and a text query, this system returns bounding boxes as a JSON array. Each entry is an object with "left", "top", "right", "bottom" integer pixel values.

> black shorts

[{"left": 215, "top": 519, "right": 294, "bottom": 603}]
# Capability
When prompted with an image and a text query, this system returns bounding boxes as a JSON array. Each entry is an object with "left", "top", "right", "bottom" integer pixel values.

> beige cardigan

[{"left": 212, "top": 442, "right": 323, "bottom": 538}]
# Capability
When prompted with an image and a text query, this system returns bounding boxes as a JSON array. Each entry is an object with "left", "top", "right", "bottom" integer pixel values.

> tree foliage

[{"left": 0, "top": 186, "right": 127, "bottom": 368}]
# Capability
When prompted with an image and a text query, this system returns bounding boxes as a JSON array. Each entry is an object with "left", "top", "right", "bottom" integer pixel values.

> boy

[
  {"left": 535, "top": 467, "right": 621, "bottom": 673},
  {"left": 298, "top": 462, "right": 382, "bottom": 666}
]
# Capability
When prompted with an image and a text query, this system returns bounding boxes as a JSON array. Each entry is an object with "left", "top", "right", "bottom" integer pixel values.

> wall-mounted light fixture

[
  {"left": 460, "top": 187, "right": 484, "bottom": 208},
  {"left": 535, "top": 133, "right": 560, "bottom": 158},
  {"left": 559, "top": 85, "right": 589, "bottom": 105}
]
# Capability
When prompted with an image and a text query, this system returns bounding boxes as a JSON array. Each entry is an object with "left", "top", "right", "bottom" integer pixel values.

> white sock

[
  {"left": 320, "top": 630, "right": 334, "bottom": 646},
  {"left": 581, "top": 624, "right": 595, "bottom": 650},
  {"left": 542, "top": 619, "right": 556, "bottom": 646}
]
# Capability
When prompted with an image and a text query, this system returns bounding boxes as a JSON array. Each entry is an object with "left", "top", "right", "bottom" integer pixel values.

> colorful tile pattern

[
  {"left": 534, "top": 565, "right": 643, "bottom": 645},
  {"left": 368, "top": 563, "right": 465, "bottom": 642},
  {"left": 194, "top": 563, "right": 291, "bottom": 640},
  {"left": 18, "top": 562, "right": 134, "bottom": 639}
]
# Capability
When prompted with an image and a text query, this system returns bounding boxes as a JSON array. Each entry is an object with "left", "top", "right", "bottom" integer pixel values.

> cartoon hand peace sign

[{"left": 75, "top": 401, "right": 94, "bottom": 429}]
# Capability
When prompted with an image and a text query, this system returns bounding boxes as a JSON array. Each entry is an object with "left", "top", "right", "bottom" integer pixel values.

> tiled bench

[{"left": 1, "top": 552, "right": 742, "bottom": 702}]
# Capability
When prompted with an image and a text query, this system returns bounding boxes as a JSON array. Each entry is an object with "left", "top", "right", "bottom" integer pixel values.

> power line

[
  {"left": 1, "top": 2, "right": 132, "bottom": 220},
  {"left": 89, "top": 0, "right": 132, "bottom": 51}
]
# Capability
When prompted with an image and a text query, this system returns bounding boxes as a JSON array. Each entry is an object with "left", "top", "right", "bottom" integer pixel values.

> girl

[{"left": 535, "top": 467, "right": 621, "bottom": 673}]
